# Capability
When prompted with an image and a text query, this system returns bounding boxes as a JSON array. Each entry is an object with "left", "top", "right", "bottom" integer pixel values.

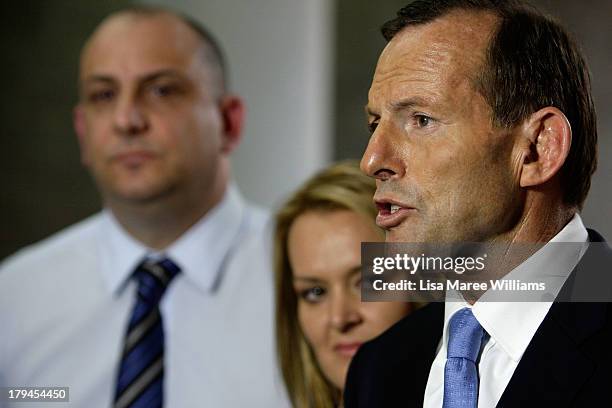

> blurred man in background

[{"left": 0, "top": 6, "right": 287, "bottom": 407}]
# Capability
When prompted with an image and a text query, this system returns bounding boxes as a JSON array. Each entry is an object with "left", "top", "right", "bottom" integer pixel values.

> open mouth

[
  {"left": 376, "top": 202, "right": 406, "bottom": 214},
  {"left": 375, "top": 201, "right": 415, "bottom": 229}
]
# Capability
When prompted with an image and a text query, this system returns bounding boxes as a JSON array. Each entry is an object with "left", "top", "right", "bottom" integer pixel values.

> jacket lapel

[
  {"left": 498, "top": 229, "right": 611, "bottom": 407},
  {"left": 497, "top": 302, "right": 603, "bottom": 407},
  {"left": 390, "top": 302, "right": 444, "bottom": 406}
]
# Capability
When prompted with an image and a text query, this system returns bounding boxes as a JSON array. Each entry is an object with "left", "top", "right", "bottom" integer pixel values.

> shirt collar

[
  {"left": 443, "top": 213, "right": 588, "bottom": 362},
  {"left": 97, "top": 183, "right": 247, "bottom": 295}
]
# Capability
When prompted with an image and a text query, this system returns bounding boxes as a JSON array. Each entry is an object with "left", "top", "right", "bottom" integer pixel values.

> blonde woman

[{"left": 275, "top": 161, "right": 414, "bottom": 407}]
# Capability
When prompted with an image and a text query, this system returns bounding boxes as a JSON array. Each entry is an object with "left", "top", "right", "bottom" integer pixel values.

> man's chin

[
  {"left": 103, "top": 183, "right": 175, "bottom": 206},
  {"left": 385, "top": 228, "right": 420, "bottom": 243},
  {"left": 385, "top": 227, "right": 447, "bottom": 244}
]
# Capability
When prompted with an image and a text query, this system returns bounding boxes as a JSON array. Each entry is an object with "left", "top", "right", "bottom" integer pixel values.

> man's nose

[
  {"left": 113, "top": 95, "right": 149, "bottom": 136},
  {"left": 360, "top": 125, "right": 404, "bottom": 181},
  {"left": 329, "top": 291, "right": 361, "bottom": 333}
]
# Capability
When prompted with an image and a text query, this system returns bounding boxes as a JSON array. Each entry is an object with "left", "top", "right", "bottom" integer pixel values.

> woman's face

[{"left": 288, "top": 210, "right": 412, "bottom": 391}]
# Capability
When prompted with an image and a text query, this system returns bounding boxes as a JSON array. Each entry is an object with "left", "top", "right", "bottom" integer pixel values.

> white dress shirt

[
  {"left": 0, "top": 185, "right": 289, "bottom": 408},
  {"left": 423, "top": 214, "right": 589, "bottom": 408}
]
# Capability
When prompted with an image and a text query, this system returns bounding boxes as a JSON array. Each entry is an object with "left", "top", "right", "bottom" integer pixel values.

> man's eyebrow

[
  {"left": 366, "top": 96, "right": 431, "bottom": 118},
  {"left": 81, "top": 75, "right": 115, "bottom": 86},
  {"left": 81, "top": 69, "right": 185, "bottom": 87},
  {"left": 389, "top": 97, "right": 430, "bottom": 112},
  {"left": 365, "top": 105, "right": 378, "bottom": 118},
  {"left": 139, "top": 69, "right": 185, "bottom": 83}
]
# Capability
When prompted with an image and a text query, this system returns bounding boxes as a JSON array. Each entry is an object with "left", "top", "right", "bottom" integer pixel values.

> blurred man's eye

[
  {"left": 151, "top": 85, "right": 172, "bottom": 97},
  {"left": 88, "top": 89, "right": 115, "bottom": 103},
  {"left": 149, "top": 83, "right": 181, "bottom": 98}
]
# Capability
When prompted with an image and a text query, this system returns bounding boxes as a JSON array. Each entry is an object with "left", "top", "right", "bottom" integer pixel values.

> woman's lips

[
  {"left": 334, "top": 342, "right": 363, "bottom": 358},
  {"left": 375, "top": 201, "right": 416, "bottom": 229}
]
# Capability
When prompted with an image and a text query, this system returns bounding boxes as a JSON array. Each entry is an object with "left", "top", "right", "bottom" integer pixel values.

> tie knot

[
  {"left": 134, "top": 257, "right": 181, "bottom": 304},
  {"left": 447, "top": 308, "right": 484, "bottom": 362}
]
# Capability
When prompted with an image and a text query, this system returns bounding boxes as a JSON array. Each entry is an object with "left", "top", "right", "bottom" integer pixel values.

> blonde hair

[{"left": 274, "top": 160, "right": 380, "bottom": 407}]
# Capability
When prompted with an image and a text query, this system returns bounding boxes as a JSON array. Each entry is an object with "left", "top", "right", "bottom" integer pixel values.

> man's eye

[
  {"left": 415, "top": 114, "right": 433, "bottom": 128},
  {"left": 150, "top": 84, "right": 177, "bottom": 97},
  {"left": 88, "top": 89, "right": 115, "bottom": 103},
  {"left": 300, "top": 286, "right": 326, "bottom": 303},
  {"left": 368, "top": 121, "right": 379, "bottom": 133}
]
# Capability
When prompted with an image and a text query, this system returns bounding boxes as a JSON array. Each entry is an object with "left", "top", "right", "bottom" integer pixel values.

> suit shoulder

[{"left": 358, "top": 302, "right": 444, "bottom": 360}]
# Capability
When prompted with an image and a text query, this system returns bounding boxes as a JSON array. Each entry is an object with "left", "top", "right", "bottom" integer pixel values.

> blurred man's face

[
  {"left": 76, "top": 13, "right": 226, "bottom": 206},
  {"left": 362, "top": 11, "right": 522, "bottom": 243}
]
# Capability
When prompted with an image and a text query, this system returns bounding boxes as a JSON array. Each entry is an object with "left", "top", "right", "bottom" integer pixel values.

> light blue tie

[{"left": 443, "top": 308, "right": 484, "bottom": 408}]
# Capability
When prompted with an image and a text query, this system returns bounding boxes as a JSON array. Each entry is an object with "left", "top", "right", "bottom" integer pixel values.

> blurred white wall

[{"left": 142, "top": 0, "right": 334, "bottom": 209}]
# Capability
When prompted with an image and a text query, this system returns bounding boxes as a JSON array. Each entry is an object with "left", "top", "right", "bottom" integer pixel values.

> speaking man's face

[
  {"left": 362, "top": 10, "right": 523, "bottom": 243},
  {"left": 75, "top": 13, "right": 227, "bottom": 206}
]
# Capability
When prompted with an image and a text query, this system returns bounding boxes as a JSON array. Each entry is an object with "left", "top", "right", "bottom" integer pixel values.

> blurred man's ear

[
  {"left": 518, "top": 107, "right": 572, "bottom": 188},
  {"left": 73, "top": 105, "right": 90, "bottom": 167},
  {"left": 219, "top": 95, "right": 245, "bottom": 155}
]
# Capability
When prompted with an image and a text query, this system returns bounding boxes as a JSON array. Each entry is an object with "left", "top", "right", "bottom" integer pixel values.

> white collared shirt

[
  {"left": 423, "top": 214, "right": 589, "bottom": 408},
  {"left": 0, "top": 185, "right": 289, "bottom": 408}
]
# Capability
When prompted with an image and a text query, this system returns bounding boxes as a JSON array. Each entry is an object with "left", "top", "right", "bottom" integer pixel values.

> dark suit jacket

[{"left": 345, "top": 229, "right": 612, "bottom": 407}]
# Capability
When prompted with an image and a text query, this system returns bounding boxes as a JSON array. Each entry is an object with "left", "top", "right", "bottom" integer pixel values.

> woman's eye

[
  {"left": 361, "top": 275, "right": 379, "bottom": 293},
  {"left": 300, "top": 286, "right": 326, "bottom": 303}
]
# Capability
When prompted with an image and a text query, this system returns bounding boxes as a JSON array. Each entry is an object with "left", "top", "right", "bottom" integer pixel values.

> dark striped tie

[{"left": 114, "top": 258, "right": 180, "bottom": 408}]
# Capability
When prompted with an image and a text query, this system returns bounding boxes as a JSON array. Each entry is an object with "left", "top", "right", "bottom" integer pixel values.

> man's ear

[
  {"left": 519, "top": 107, "right": 572, "bottom": 188},
  {"left": 73, "top": 104, "right": 90, "bottom": 166},
  {"left": 219, "top": 95, "right": 245, "bottom": 155}
]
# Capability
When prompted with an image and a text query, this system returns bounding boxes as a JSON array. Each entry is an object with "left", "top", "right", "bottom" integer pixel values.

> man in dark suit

[{"left": 345, "top": 0, "right": 610, "bottom": 407}]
